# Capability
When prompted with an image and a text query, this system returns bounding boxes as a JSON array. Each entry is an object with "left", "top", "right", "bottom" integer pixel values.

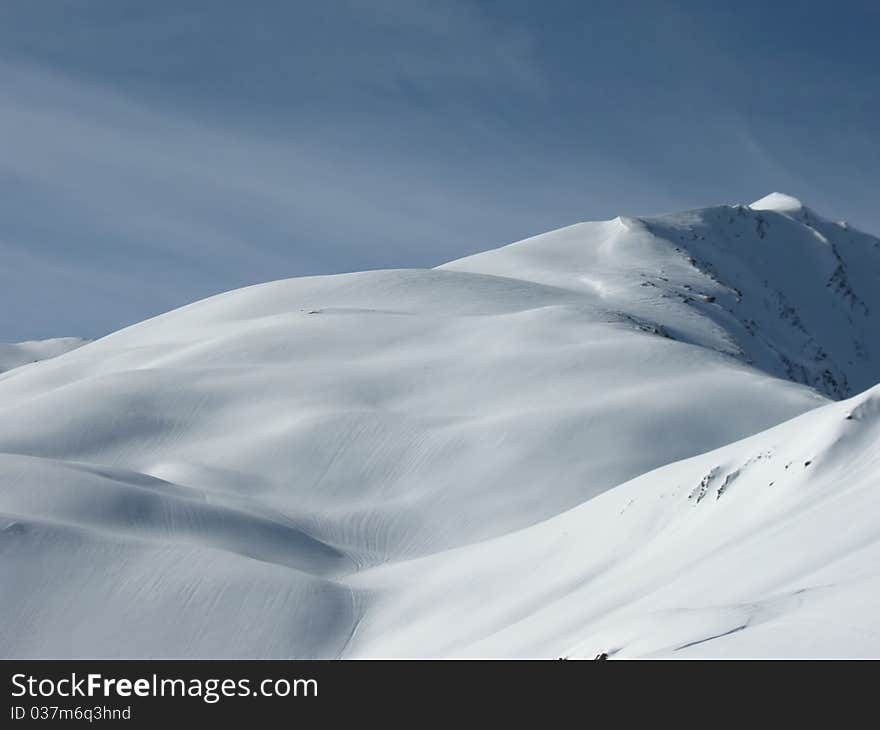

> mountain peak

[
  {"left": 749, "top": 192, "right": 806, "bottom": 215},
  {"left": 443, "top": 195, "right": 879, "bottom": 399}
]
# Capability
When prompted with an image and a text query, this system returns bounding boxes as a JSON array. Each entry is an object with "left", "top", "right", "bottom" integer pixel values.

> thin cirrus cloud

[
  {"left": 0, "top": 61, "right": 568, "bottom": 341},
  {"left": 0, "top": 1, "right": 568, "bottom": 341}
]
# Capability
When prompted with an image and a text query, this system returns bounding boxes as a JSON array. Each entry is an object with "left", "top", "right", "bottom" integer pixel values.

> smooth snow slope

[
  {"left": 347, "top": 383, "right": 880, "bottom": 658},
  {"left": 1, "top": 194, "right": 878, "bottom": 657}
]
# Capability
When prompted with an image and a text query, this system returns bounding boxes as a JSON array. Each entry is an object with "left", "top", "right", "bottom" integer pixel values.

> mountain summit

[
  {"left": 750, "top": 191, "right": 807, "bottom": 214},
  {"left": 443, "top": 194, "right": 879, "bottom": 398},
  {"left": 1, "top": 196, "right": 878, "bottom": 658}
]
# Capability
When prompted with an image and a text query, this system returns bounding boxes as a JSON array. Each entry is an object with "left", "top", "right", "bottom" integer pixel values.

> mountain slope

[
  {"left": 346, "top": 382, "right": 880, "bottom": 657},
  {"left": 1, "top": 194, "right": 878, "bottom": 657}
]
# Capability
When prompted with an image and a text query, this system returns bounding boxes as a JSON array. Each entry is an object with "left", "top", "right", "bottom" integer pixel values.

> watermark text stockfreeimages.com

[{"left": 11, "top": 672, "right": 317, "bottom": 705}]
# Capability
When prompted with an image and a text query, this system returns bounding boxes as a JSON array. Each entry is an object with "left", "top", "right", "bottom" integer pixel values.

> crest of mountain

[{"left": 441, "top": 192, "right": 880, "bottom": 399}]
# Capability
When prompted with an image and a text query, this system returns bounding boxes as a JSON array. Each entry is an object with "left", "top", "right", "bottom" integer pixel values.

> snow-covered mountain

[{"left": 1, "top": 194, "right": 878, "bottom": 657}]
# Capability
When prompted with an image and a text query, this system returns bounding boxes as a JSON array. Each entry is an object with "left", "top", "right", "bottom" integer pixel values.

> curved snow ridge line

[
  {"left": 0, "top": 453, "right": 354, "bottom": 577},
  {"left": 91, "top": 268, "right": 589, "bottom": 343}
]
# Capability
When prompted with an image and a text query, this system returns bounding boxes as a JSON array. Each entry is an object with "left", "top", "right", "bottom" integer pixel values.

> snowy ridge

[
  {"left": 1, "top": 195, "right": 878, "bottom": 657},
  {"left": 348, "top": 383, "right": 880, "bottom": 657},
  {"left": 442, "top": 194, "right": 880, "bottom": 398}
]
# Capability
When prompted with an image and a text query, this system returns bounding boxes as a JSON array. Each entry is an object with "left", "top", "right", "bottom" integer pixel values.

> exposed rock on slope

[{"left": 442, "top": 193, "right": 880, "bottom": 399}]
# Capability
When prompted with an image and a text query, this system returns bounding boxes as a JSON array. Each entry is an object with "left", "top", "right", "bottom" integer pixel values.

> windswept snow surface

[
  {"left": 349, "top": 384, "right": 880, "bottom": 658},
  {"left": 1, "top": 195, "right": 879, "bottom": 657}
]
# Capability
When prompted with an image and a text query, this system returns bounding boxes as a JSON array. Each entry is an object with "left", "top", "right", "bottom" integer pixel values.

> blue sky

[{"left": 1, "top": 0, "right": 878, "bottom": 340}]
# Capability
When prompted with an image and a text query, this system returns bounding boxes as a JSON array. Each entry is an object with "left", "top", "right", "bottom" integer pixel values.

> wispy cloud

[
  {"left": 0, "top": 52, "right": 560, "bottom": 340},
  {"left": 1, "top": 1, "right": 876, "bottom": 340}
]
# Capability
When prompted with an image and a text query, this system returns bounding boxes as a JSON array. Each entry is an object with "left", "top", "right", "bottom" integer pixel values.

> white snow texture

[{"left": 1, "top": 194, "right": 879, "bottom": 658}]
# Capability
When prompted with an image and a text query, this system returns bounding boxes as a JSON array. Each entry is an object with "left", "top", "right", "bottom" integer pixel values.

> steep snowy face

[
  {"left": 640, "top": 200, "right": 879, "bottom": 398},
  {"left": 442, "top": 195, "right": 880, "bottom": 398},
  {"left": 0, "top": 338, "right": 88, "bottom": 374}
]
